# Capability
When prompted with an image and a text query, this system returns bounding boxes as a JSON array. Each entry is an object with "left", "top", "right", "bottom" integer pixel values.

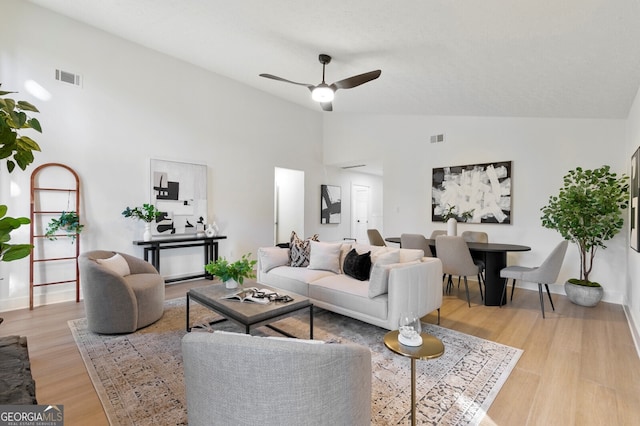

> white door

[
  {"left": 274, "top": 167, "right": 305, "bottom": 245},
  {"left": 351, "top": 184, "right": 370, "bottom": 244}
]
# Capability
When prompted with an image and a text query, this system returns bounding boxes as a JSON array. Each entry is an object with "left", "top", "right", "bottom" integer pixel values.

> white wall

[
  {"left": 324, "top": 114, "right": 629, "bottom": 302},
  {"left": 0, "top": 1, "right": 330, "bottom": 310},
  {"left": 626, "top": 86, "right": 640, "bottom": 348}
]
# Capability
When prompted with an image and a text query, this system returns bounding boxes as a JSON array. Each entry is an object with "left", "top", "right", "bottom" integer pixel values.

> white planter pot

[
  {"left": 143, "top": 223, "right": 152, "bottom": 241},
  {"left": 447, "top": 218, "right": 457, "bottom": 236},
  {"left": 225, "top": 278, "right": 238, "bottom": 289},
  {"left": 564, "top": 281, "right": 603, "bottom": 307}
]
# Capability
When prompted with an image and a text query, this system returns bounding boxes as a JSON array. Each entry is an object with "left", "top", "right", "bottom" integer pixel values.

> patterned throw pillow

[
  {"left": 343, "top": 248, "right": 372, "bottom": 281},
  {"left": 289, "top": 231, "right": 319, "bottom": 267}
]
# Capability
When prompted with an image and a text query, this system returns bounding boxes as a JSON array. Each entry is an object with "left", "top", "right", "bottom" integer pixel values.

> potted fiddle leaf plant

[
  {"left": 0, "top": 84, "right": 42, "bottom": 173},
  {"left": 122, "top": 204, "right": 161, "bottom": 241},
  {"left": 205, "top": 253, "right": 257, "bottom": 289},
  {"left": 540, "top": 165, "right": 628, "bottom": 307},
  {"left": 45, "top": 211, "right": 84, "bottom": 242},
  {"left": 0, "top": 205, "right": 32, "bottom": 262}
]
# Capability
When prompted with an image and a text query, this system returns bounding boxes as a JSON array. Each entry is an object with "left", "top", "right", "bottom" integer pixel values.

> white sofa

[{"left": 257, "top": 242, "right": 443, "bottom": 330}]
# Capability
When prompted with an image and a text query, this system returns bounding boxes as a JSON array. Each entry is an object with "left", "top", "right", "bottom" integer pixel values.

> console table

[{"left": 133, "top": 235, "right": 227, "bottom": 283}]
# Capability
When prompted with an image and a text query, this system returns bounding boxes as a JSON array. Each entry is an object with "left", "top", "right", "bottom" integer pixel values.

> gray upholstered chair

[
  {"left": 79, "top": 250, "right": 165, "bottom": 334},
  {"left": 401, "top": 233, "right": 433, "bottom": 257},
  {"left": 182, "top": 331, "right": 372, "bottom": 426},
  {"left": 461, "top": 230, "right": 488, "bottom": 243},
  {"left": 430, "top": 230, "right": 447, "bottom": 239},
  {"left": 461, "top": 230, "right": 488, "bottom": 281},
  {"left": 367, "top": 228, "right": 387, "bottom": 246},
  {"left": 436, "top": 236, "right": 484, "bottom": 307},
  {"left": 500, "top": 240, "right": 568, "bottom": 318}
]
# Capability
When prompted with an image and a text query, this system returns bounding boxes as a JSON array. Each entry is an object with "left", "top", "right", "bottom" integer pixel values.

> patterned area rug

[{"left": 68, "top": 298, "right": 522, "bottom": 425}]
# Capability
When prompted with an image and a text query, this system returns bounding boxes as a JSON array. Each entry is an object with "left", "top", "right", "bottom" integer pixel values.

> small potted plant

[
  {"left": 205, "top": 253, "right": 257, "bottom": 289},
  {"left": 45, "top": 211, "right": 84, "bottom": 242},
  {"left": 540, "top": 165, "right": 628, "bottom": 306},
  {"left": 122, "top": 204, "right": 161, "bottom": 241}
]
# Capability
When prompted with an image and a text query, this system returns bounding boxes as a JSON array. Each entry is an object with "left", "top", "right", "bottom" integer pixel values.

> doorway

[
  {"left": 351, "top": 184, "right": 370, "bottom": 244},
  {"left": 274, "top": 167, "right": 304, "bottom": 245}
]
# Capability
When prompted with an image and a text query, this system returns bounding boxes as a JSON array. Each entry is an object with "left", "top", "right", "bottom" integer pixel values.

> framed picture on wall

[
  {"left": 631, "top": 147, "right": 639, "bottom": 251},
  {"left": 321, "top": 185, "right": 341, "bottom": 224},
  {"left": 432, "top": 161, "right": 512, "bottom": 224},
  {"left": 150, "top": 159, "right": 208, "bottom": 236}
]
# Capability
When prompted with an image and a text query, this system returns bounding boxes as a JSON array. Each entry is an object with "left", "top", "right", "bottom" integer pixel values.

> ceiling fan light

[{"left": 311, "top": 85, "right": 334, "bottom": 102}]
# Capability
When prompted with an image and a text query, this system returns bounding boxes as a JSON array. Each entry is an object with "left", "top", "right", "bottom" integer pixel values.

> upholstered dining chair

[
  {"left": 367, "top": 229, "right": 387, "bottom": 246},
  {"left": 435, "top": 236, "right": 484, "bottom": 307},
  {"left": 461, "top": 230, "right": 488, "bottom": 282},
  {"left": 461, "top": 230, "right": 488, "bottom": 243},
  {"left": 499, "top": 240, "right": 568, "bottom": 318},
  {"left": 430, "top": 230, "right": 447, "bottom": 239},
  {"left": 400, "top": 233, "right": 433, "bottom": 257}
]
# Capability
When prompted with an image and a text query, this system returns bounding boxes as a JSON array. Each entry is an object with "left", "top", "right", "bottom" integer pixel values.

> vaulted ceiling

[{"left": 27, "top": 0, "right": 640, "bottom": 118}]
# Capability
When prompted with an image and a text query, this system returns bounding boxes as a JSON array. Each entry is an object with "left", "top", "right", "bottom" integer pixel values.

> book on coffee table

[{"left": 221, "top": 287, "right": 281, "bottom": 304}]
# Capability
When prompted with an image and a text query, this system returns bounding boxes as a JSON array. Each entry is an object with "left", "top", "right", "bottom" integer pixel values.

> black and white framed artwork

[
  {"left": 432, "top": 161, "right": 512, "bottom": 224},
  {"left": 150, "top": 159, "right": 208, "bottom": 236},
  {"left": 320, "top": 185, "right": 341, "bottom": 224}
]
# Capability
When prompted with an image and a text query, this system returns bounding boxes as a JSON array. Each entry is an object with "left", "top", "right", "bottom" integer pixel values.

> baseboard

[{"left": 623, "top": 304, "right": 640, "bottom": 358}]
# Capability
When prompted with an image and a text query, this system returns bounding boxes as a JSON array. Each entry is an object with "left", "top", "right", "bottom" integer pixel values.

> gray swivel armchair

[
  {"left": 500, "top": 240, "right": 568, "bottom": 318},
  {"left": 436, "top": 236, "right": 484, "bottom": 307},
  {"left": 367, "top": 229, "right": 387, "bottom": 246},
  {"left": 79, "top": 250, "right": 165, "bottom": 334},
  {"left": 182, "top": 331, "right": 372, "bottom": 426},
  {"left": 401, "top": 233, "right": 433, "bottom": 257}
]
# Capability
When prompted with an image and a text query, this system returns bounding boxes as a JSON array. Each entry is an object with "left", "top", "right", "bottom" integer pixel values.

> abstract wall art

[
  {"left": 150, "top": 159, "right": 208, "bottom": 236},
  {"left": 432, "top": 161, "right": 512, "bottom": 224},
  {"left": 320, "top": 185, "right": 341, "bottom": 224}
]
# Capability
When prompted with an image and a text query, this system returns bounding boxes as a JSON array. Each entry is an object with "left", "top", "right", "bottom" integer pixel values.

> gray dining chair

[
  {"left": 430, "top": 230, "right": 447, "bottom": 239},
  {"left": 461, "top": 231, "right": 488, "bottom": 243},
  {"left": 499, "top": 240, "right": 568, "bottom": 318},
  {"left": 461, "top": 230, "right": 488, "bottom": 282},
  {"left": 400, "top": 233, "right": 433, "bottom": 257},
  {"left": 435, "top": 236, "right": 484, "bottom": 307},
  {"left": 367, "top": 229, "right": 387, "bottom": 246}
]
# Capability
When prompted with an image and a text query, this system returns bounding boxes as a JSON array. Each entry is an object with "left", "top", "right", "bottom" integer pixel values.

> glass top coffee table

[{"left": 186, "top": 281, "right": 313, "bottom": 339}]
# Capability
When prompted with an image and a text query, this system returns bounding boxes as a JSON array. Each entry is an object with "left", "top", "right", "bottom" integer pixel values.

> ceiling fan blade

[
  {"left": 320, "top": 102, "right": 333, "bottom": 112},
  {"left": 259, "top": 73, "right": 313, "bottom": 88},
  {"left": 331, "top": 70, "right": 382, "bottom": 90}
]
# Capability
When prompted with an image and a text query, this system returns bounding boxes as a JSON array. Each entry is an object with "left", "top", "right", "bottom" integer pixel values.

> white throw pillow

[
  {"left": 96, "top": 253, "right": 130, "bottom": 277},
  {"left": 368, "top": 260, "right": 420, "bottom": 298},
  {"left": 258, "top": 247, "right": 290, "bottom": 272},
  {"left": 374, "top": 249, "right": 400, "bottom": 265},
  {"left": 399, "top": 248, "right": 425, "bottom": 263},
  {"left": 307, "top": 241, "right": 342, "bottom": 274}
]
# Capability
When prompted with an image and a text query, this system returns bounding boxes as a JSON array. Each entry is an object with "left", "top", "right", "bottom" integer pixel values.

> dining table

[{"left": 385, "top": 237, "right": 531, "bottom": 306}]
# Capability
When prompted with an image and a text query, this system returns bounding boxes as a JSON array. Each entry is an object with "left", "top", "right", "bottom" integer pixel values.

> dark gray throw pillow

[{"left": 343, "top": 248, "right": 371, "bottom": 281}]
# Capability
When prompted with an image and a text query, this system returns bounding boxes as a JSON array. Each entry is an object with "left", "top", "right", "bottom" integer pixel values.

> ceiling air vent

[
  {"left": 430, "top": 134, "right": 445, "bottom": 143},
  {"left": 55, "top": 69, "right": 82, "bottom": 87}
]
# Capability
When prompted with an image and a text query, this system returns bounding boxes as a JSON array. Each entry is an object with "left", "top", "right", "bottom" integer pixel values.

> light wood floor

[{"left": 2, "top": 280, "right": 639, "bottom": 426}]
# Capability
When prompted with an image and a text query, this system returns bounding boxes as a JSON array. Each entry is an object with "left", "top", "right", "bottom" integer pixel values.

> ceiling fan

[{"left": 259, "top": 54, "right": 381, "bottom": 112}]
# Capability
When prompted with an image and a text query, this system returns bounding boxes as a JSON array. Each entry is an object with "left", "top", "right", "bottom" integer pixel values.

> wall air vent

[
  {"left": 55, "top": 69, "right": 82, "bottom": 87},
  {"left": 341, "top": 164, "right": 366, "bottom": 169},
  {"left": 430, "top": 134, "right": 445, "bottom": 143}
]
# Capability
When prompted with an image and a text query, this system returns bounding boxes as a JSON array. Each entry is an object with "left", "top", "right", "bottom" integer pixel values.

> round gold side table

[{"left": 384, "top": 330, "right": 445, "bottom": 426}]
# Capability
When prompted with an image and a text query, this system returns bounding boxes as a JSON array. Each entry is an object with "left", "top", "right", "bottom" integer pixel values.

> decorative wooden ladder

[{"left": 29, "top": 163, "right": 81, "bottom": 309}]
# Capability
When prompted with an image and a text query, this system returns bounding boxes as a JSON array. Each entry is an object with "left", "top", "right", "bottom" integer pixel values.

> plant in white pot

[
  {"left": 540, "top": 165, "right": 628, "bottom": 306},
  {"left": 205, "top": 253, "right": 257, "bottom": 289},
  {"left": 122, "top": 204, "right": 161, "bottom": 241}
]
